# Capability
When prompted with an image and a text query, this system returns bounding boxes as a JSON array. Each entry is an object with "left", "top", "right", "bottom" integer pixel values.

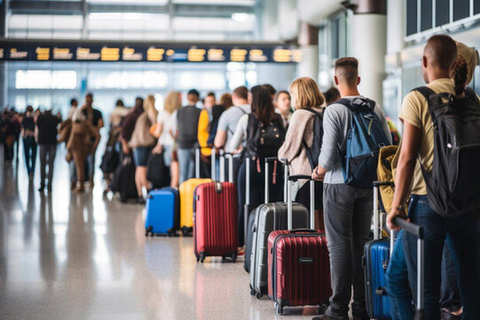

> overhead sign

[{"left": 0, "top": 40, "right": 301, "bottom": 63}]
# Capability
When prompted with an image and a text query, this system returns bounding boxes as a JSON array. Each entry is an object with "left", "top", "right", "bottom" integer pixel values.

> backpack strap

[
  {"left": 412, "top": 86, "right": 435, "bottom": 103},
  {"left": 337, "top": 97, "right": 376, "bottom": 112}
]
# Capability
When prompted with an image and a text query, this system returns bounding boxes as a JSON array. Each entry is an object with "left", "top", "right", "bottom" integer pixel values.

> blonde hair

[
  {"left": 164, "top": 91, "right": 182, "bottom": 114},
  {"left": 289, "top": 77, "right": 325, "bottom": 110},
  {"left": 144, "top": 95, "right": 156, "bottom": 112}
]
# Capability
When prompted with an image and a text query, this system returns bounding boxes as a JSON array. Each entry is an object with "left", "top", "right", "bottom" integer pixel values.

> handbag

[{"left": 129, "top": 113, "right": 157, "bottom": 148}]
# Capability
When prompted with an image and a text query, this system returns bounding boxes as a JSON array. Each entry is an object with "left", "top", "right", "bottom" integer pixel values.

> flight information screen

[{"left": 0, "top": 40, "right": 301, "bottom": 63}]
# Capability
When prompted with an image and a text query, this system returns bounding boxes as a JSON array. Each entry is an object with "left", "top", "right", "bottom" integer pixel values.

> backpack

[
  {"left": 337, "top": 98, "right": 391, "bottom": 189},
  {"left": 207, "top": 104, "right": 225, "bottom": 145},
  {"left": 246, "top": 114, "right": 285, "bottom": 159},
  {"left": 100, "top": 145, "right": 120, "bottom": 174},
  {"left": 414, "top": 87, "right": 480, "bottom": 217},
  {"left": 302, "top": 108, "right": 324, "bottom": 170}
]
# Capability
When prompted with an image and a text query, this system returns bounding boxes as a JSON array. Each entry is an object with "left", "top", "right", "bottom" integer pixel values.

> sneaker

[
  {"left": 441, "top": 308, "right": 462, "bottom": 320},
  {"left": 70, "top": 181, "right": 77, "bottom": 190}
]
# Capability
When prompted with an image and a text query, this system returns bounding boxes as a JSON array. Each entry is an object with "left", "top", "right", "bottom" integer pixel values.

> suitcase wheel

[
  {"left": 200, "top": 253, "right": 206, "bottom": 263},
  {"left": 255, "top": 292, "right": 262, "bottom": 299},
  {"left": 274, "top": 303, "right": 283, "bottom": 315},
  {"left": 196, "top": 256, "right": 200, "bottom": 263},
  {"left": 181, "top": 226, "right": 192, "bottom": 236},
  {"left": 145, "top": 226, "right": 153, "bottom": 237},
  {"left": 230, "top": 253, "right": 237, "bottom": 263},
  {"left": 250, "top": 290, "right": 255, "bottom": 296}
]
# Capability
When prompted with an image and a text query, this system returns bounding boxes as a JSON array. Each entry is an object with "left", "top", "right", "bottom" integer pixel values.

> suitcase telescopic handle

[
  {"left": 195, "top": 146, "right": 217, "bottom": 180},
  {"left": 264, "top": 157, "right": 286, "bottom": 204},
  {"left": 393, "top": 217, "right": 424, "bottom": 320},
  {"left": 287, "top": 175, "right": 315, "bottom": 230},
  {"left": 373, "top": 181, "right": 393, "bottom": 240}
]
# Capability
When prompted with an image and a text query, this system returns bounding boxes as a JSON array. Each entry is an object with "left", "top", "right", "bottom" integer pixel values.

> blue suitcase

[
  {"left": 145, "top": 188, "right": 180, "bottom": 237},
  {"left": 364, "top": 238, "right": 391, "bottom": 319}
]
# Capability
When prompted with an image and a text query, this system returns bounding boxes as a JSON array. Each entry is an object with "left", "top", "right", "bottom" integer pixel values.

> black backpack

[
  {"left": 100, "top": 146, "right": 120, "bottom": 174},
  {"left": 110, "top": 155, "right": 138, "bottom": 203},
  {"left": 414, "top": 86, "right": 480, "bottom": 217},
  {"left": 302, "top": 108, "right": 324, "bottom": 170},
  {"left": 146, "top": 152, "right": 171, "bottom": 189},
  {"left": 246, "top": 114, "right": 285, "bottom": 159}
]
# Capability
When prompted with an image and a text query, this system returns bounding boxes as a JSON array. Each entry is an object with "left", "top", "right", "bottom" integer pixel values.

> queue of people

[{"left": 1, "top": 33, "right": 479, "bottom": 320}]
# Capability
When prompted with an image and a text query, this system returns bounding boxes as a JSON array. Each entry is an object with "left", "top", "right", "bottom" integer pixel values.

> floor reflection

[{"left": 0, "top": 146, "right": 324, "bottom": 320}]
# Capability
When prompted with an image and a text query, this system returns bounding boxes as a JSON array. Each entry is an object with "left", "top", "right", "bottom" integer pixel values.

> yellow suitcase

[{"left": 179, "top": 178, "right": 211, "bottom": 236}]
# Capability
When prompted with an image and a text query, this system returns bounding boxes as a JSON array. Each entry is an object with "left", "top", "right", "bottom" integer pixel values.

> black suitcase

[{"left": 111, "top": 155, "right": 138, "bottom": 202}]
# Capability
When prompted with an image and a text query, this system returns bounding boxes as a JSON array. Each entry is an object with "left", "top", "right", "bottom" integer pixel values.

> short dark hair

[
  {"left": 206, "top": 92, "right": 216, "bottom": 99},
  {"left": 70, "top": 98, "right": 78, "bottom": 105},
  {"left": 276, "top": 90, "right": 290, "bottom": 100},
  {"left": 26, "top": 105, "right": 34, "bottom": 113},
  {"left": 335, "top": 57, "right": 359, "bottom": 86},
  {"left": 116, "top": 99, "right": 124, "bottom": 107},
  {"left": 187, "top": 89, "right": 200, "bottom": 97},
  {"left": 233, "top": 86, "right": 249, "bottom": 100},
  {"left": 86, "top": 93, "right": 93, "bottom": 99},
  {"left": 425, "top": 34, "right": 457, "bottom": 71},
  {"left": 323, "top": 87, "right": 340, "bottom": 105}
]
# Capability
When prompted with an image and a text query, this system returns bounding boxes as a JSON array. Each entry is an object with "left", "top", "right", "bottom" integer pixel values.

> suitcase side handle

[{"left": 288, "top": 228, "right": 318, "bottom": 234}]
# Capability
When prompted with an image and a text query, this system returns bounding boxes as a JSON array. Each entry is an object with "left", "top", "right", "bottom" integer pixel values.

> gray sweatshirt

[{"left": 318, "top": 96, "right": 392, "bottom": 184}]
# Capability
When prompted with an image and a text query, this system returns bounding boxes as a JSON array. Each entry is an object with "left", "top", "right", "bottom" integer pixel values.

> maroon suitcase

[
  {"left": 193, "top": 181, "right": 238, "bottom": 263},
  {"left": 267, "top": 175, "right": 331, "bottom": 315}
]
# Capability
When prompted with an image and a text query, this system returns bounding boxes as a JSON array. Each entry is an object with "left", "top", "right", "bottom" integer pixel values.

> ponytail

[{"left": 450, "top": 55, "right": 468, "bottom": 96}]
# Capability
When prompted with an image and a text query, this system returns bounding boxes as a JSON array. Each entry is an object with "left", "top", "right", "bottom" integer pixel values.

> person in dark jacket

[
  {"left": 21, "top": 106, "right": 37, "bottom": 176},
  {"left": 120, "top": 97, "right": 144, "bottom": 155},
  {"left": 36, "top": 109, "right": 60, "bottom": 192},
  {"left": 174, "top": 89, "right": 201, "bottom": 183}
]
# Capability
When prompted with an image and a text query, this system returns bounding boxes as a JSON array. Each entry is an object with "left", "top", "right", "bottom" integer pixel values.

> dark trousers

[
  {"left": 39, "top": 144, "right": 57, "bottom": 188},
  {"left": 237, "top": 159, "right": 284, "bottom": 246},
  {"left": 23, "top": 137, "right": 37, "bottom": 174},
  {"left": 386, "top": 195, "right": 480, "bottom": 320},
  {"left": 323, "top": 183, "right": 373, "bottom": 319}
]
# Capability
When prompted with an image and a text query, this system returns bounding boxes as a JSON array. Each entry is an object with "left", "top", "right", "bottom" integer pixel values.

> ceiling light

[{"left": 231, "top": 13, "right": 250, "bottom": 22}]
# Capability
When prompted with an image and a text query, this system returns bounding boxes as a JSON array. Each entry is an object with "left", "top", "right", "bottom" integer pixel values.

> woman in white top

[{"left": 152, "top": 91, "right": 182, "bottom": 188}]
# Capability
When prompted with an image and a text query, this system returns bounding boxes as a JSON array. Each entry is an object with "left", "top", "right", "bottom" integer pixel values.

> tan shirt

[
  {"left": 278, "top": 107, "right": 323, "bottom": 177},
  {"left": 399, "top": 78, "right": 456, "bottom": 195}
]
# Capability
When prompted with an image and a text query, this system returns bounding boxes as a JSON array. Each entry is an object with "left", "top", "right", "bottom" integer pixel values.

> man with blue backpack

[{"left": 312, "top": 57, "right": 391, "bottom": 320}]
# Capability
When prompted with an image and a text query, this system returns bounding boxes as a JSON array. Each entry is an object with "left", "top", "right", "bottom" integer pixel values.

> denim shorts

[
  {"left": 133, "top": 147, "right": 152, "bottom": 167},
  {"left": 163, "top": 145, "right": 173, "bottom": 167}
]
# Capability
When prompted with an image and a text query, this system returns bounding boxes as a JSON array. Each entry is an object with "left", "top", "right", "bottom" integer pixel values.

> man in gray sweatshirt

[{"left": 312, "top": 57, "right": 391, "bottom": 320}]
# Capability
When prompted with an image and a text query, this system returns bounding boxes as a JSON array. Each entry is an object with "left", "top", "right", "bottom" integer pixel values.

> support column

[
  {"left": 350, "top": 0, "right": 387, "bottom": 103},
  {"left": 387, "top": 0, "right": 405, "bottom": 55},
  {"left": 297, "top": 22, "right": 319, "bottom": 82}
]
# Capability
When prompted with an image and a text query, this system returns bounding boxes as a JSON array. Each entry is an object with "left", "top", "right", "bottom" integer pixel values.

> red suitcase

[
  {"left": 194, "top": 181, "right": 238, "bottom": 263},
  {"left": 267, "top": 175, "right": 331, "bottom": 315}
]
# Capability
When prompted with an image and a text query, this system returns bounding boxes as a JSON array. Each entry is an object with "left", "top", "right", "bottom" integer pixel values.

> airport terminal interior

[{"left": 1, "top": 0, "right": 480, "bottom": 319}]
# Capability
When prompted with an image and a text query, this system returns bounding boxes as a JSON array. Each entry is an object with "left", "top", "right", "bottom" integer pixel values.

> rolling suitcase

[
  {"left": 110, "top": 155, "right": 138, "bottom": 203},
  {"left": 179, "top": 147, "right": 215, "bottom": 236},
  {"left": 145, "top": 187, "right": 180, "bottom": 237},
  {"left": 268, "top": 175, "right": 331, "bottom": 315},
  {"left": 249, "top": 158, "right": 309, "bottom": 298},
  {"left": 193, "top": 181, "right": 238, "bottom": 263},
  {"left": 364, "top": 181, "right": 394, "bottom": 319},
  {"left": 364, "top": 182, "right": 426, "bottom": 320}
]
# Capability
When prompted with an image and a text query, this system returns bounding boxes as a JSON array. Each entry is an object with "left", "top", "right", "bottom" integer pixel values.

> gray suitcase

[{"left": 249, "top": 158, "right": 308, "bottom": 298}]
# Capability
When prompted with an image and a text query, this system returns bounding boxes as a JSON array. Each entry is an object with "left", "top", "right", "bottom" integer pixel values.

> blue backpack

[{"left": 337, "top": 98, "right": 391, "bottom": 189}]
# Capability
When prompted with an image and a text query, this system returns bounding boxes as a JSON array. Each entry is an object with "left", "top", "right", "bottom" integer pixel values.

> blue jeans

[
  {"left": 23, "top": 137, "right": 37, "bottom": 174},
  {"left": 177, "top": 148, "right": 195, "bottom": 184},
  {"left": 386, "top": 195, "right": 480, "bottom": 320}
]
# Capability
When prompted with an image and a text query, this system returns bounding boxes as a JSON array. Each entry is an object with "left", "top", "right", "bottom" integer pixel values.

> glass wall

[{"left": 5, "top": 60, "right": 295, "bottom": 120}]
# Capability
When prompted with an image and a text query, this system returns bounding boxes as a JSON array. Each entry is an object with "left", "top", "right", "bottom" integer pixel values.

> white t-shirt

[{"left": 158, "top": 110, "right": 177, "bottom": 147}]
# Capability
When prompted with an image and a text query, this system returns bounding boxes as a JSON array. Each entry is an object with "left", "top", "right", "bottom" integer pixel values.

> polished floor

[{"left": 0, "top": 144, "right": 323, "bottom": 320}]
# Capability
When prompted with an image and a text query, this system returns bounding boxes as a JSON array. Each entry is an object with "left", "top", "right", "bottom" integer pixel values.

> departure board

[{"left": 0, "top": 40, "right": 301, "bottom": 63}]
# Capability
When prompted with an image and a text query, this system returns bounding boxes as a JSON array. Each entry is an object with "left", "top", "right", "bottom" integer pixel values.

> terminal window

[{"left": 15, "top": 70, "right": 77, "bottom": 89}]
